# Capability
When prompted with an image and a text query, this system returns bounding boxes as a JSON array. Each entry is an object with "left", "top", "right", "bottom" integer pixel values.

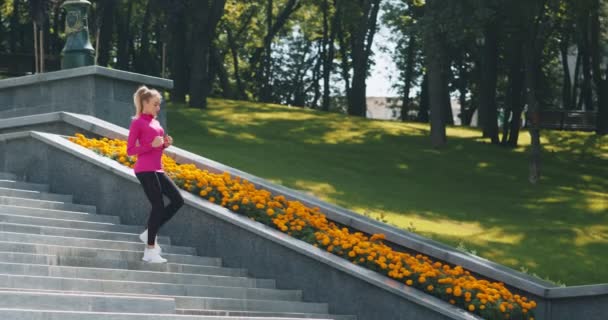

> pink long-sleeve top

[{"left": 127, "top": 113, "right": 165, "bottom": 173}]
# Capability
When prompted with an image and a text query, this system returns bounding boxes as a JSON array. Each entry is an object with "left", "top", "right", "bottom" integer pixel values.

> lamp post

[{"left": 61, "top": 0, "right": 95, "bottom": 69}]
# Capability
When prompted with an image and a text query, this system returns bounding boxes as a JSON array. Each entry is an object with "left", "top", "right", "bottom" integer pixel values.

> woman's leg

[
  {"left": 135, "top": 172, "right": 165, "bottom": 246},
  {"left": 156, "top": 172, "right": 184, "bottom": 227}
]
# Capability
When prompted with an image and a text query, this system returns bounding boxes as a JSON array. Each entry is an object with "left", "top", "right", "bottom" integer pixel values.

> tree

[
  {"left": 337, "top": 0, "right": 381, "bottom": 117},
  {"left": 422, "top": 0, "right": 447, "bottom": 147},
  {"left": 188, "top": 0, "right": 227, "bottom": 109}
]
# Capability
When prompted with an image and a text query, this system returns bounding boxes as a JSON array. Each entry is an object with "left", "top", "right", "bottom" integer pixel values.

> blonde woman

[{"left": 127, "top": 86, "right": 184, "bottom": 263}]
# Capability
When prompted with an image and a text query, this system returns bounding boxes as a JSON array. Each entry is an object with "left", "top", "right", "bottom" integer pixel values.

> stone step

[
  {"left": 0, "top": 309, "right": 332, "bottom": 320},
  {"left": 0, "top": 241, "right": 225, "bottom": 268},
  {"left": 0, "top": 179, "right": 50, "bottom": 192},
  {"left": 0, "top": 252, "right": 248, "bottom": 277},
  {"left": 0, "top": 272, "right": 302, "bottom": 302},
  {"left": 0, "top": 262, "right": 284, "bottom": 292},
  {"left": 0, "top": 172, "right": 17, "bottom": 180},
  {"left": 178, "top": 309, "right": 356, "bottom": 320},
  {"left": 175, "top": 296, "right": 328, "bottom": 314},
  {"left": 0, "top": 186, "right": 72, "bottom": 202},
  {"left": 0, "top": 212, "right": 153, "bottom": 235},
  {"left": 0, "top": 222, "right": 171, "bottom": 245},
  {"left": 0, "top": 204, "right": 119, "bottom": 223},
  {"left": 0, "top": 232, "right": 195, "bottom": 255},
  {"left": 0, "top": 196, "right": 97, "bottom": 213},
  {"left": 0, "top": 290, "right": 176, "bottom": 314}
]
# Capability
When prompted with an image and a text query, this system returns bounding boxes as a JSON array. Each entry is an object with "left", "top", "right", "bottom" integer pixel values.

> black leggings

[{"left": 135, "top": 171, "right": 184, "bottom": 245}]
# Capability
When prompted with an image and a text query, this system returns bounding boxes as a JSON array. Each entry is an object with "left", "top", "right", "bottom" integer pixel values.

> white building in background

[{"left": 365, "top": 97, "right": 463, "bottom": 125}]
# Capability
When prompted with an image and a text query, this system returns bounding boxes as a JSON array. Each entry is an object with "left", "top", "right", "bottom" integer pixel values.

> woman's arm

[{"left": 126, "top": 121, "right": 156, "bottom": 156}]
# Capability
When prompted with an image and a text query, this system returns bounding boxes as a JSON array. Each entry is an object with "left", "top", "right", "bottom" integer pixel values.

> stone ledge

[
  {"left": 57, "top": 112, "right": 560, "bottom": 295},
  {"left": 4, "top": 111, "right": 607, "bottom": 299},
  {"left": 10, "top": 130, "right": 482, "bottom": 320},
  {"left": 0, "top": 66, "right": 173, "bottom": 90}
]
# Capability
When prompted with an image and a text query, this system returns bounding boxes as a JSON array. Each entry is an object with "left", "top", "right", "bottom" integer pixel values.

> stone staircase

[{"left": 0, "top": 171, "right": 355, "bottom": 320}]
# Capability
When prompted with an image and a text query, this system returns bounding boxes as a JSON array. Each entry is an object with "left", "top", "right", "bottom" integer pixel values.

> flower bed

[{"left": 69, "top": 133, "right": 537, "bottom": 320}]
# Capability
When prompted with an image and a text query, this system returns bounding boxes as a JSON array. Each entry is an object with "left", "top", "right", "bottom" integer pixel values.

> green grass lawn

[{"left": 166, "top": 98, "right": 608, "bottom": 286}]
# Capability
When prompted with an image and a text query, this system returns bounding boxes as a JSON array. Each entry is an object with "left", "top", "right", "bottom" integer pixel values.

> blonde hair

[{"left": 133, "top": 85, "right": 162, "bottom": 118}]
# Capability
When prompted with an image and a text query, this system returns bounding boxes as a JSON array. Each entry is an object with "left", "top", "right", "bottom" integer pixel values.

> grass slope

[{"left": 167, "top": 98, "right": 607, "bottom": 285}]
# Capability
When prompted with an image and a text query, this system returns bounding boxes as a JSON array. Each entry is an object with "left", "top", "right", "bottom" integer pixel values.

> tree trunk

[
  {"left": 250, "top": 0, "right": 302, "bottom": 102},
  {"left": 97, "top": 0, "right": 115, "bottom": 67},
  {"left": 116, "top": 1, "right": 133, "bottom": 70},
  {"left": 401, "top": 34, "right": 416, "bottom": 121},
  {"left": 259, "top": 0, "right": 274, "bottom": 102},
  {"left": 9, "top": 0, "right": 20, "bottom": 53},
  {"left": 336, "top": 11, "right": 351, "bottom": 106},
  {"left": 168, "top": 1, "right": 188, "bottom": 103},
  {"left": 349, "top": 61, "right": 367, "bottom": 117},
  {"left": 506, "top": 37, "right": 525, "bottom": 147},
  {"left": 417, "top": 74, "right": 430, "bottom": 122},
  {"left": 590, "top": 0, "right": 608, "bottom": 134},
  {"left": 424, "top": 5, "right": 447, "bottom": 147},
  {"left": 321, "top": 0, "right": 336, "bottom": 111},
  {"left": 346, "top": 0, "right": 381, "bottom": 117},
  {"left": 226, "top": 27, "right": 246, "bottom": 100},
  {"left": 560, "top": 35, "right": 572, "bottom": 109},
  {"left": 579, "top": 13, "right": 594, "bottom": 111},
  {"left": 573, "top": 52, "right": 582, "bottom": 110},
  {"left": 189, "top": 0, "right": 227, "bottom": 109},
  {"left": 524, "top": 38, "right": 542, "bottom": 184},
  {"left": 50, "top": 3, "right": 62, "bottom": 55},
  {"left": 136, "top": 0, "right": 152, "bottom": 74},
  {"left": 211, "top": 43, "right": 231, "bottom": 98},
  {"left": 479, "top": 24, "right": 500, "bottom": 143},
  {"left": 443, "top": 62, "right": 454, "bottom": 126}
]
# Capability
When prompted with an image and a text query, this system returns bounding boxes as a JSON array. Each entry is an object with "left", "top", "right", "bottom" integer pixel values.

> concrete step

[
  {"left": 0, "top": 186, "right": 72, "bottom": 202},
  {"left": 0, "top": 309, "right": 333, "bottom": 320},
  {"left": 178, "top": 309, "right": 356, "bottom": 320},
  {"left": 0, "top": 272, "right": 301, "bottom": 301},
  {"left": 0, "top": 222, "right": 171, "bottom": 245},
  {"left": 0, "top": 231, "right": 195, "bottom": 255},
  {"left": 0, "top": 204, "right": 119, "bottom": 223},
  {"left": 0, "top": 195, "right": 97, "bottom": 213},
  {"left": 0, "top": 241, "right": 224, "bottom": 268},
  {"left": 0, "top": 179, "right": 50, "bottom": 192},
  {"left": 0, "top": 290, "right": 176, "bottom": 313},
  {"left": 1, "top": 288, "right": 325, "bottom": 316},
  {"left": 0, "top": 212, "right": 153, "bottom": 235},
  {"left": 175, "top": 296, "right": 329, "bottom": 314},
  {"left": 0, "top": 252, "right": 248, "bottom": 277},
  {"left": 0, "top": 172, "right": 17, "bottom": 180},
  {"left": 0, "top": 262, "right": 283, "bottom": 292}
]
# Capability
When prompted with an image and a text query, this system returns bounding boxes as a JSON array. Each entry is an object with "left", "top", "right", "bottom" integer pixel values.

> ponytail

[{"left": 133, "top": 85, "right": 161, "bottom": 118}]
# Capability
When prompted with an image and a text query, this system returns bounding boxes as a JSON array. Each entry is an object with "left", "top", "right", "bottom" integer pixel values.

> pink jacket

[{"left": 127, "top": 114, "right": 165, "bottom": 173}]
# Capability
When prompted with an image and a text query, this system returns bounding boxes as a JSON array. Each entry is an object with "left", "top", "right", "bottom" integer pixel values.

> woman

[{"left": 127, "top": 86, "right": 184, "bottom": 263}]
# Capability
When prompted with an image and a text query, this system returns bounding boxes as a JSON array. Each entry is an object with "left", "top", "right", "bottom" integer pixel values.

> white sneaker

[
  {"left": 142, "top": 247, "right": 167, "bottom": 263},
  {"left": 139, "top": 229, "right": 161, "bottom": 253}
]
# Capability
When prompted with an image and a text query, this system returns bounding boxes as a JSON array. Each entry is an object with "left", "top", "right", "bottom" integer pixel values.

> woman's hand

[
  {"left": 151, "top": 136, "right": 164, "bottom": 148},
  {"left": 163, "top": 135, "right": 173, "bottom": 148}
]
